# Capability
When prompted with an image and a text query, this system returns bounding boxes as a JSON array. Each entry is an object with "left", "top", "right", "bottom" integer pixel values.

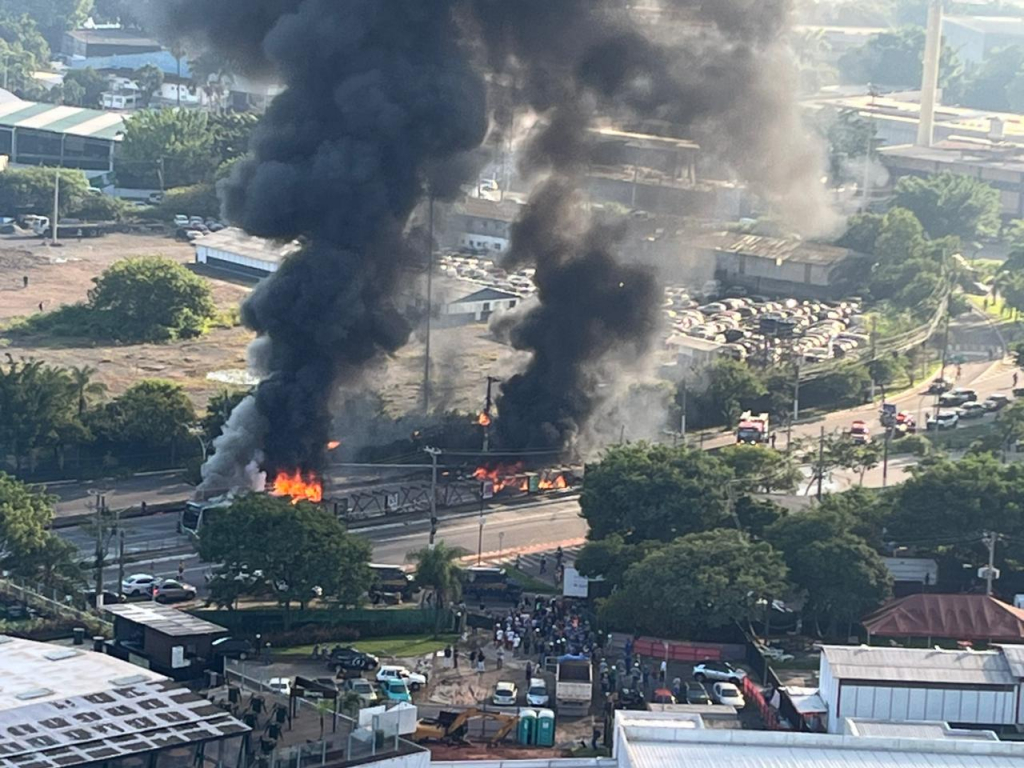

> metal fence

[
  {"left": 192, "top": 607, "right": 454, "bottom": 636},
  {"left": 0, "top": 576, "right": 112, "bottom": 633}
]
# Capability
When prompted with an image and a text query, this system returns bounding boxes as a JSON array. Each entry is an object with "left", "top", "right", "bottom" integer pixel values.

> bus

[{"left": 179, "top": 499, "right": 231, "bottom": 537}]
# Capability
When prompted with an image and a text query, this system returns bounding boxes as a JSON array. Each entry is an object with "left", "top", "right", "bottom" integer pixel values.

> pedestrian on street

[
  {"left": 444, "top": 645, "right": 453, "bottom": 669},
  {"left": 177, "top": 560, "right": 185, "bottom": 580},
  {"left": 1014, "top": 372, "right": 1019, "bottom": 388},
  {"left": 539, "top": 554, "right": 547, "bottom": 574},
  {"left": 659, "top": 659, "right": 667, "bottom": 683},
  {"left": 497, "top": 648, "right": 504, "bottom": 669},
  {"left": 452, "top": 647, "right": 459, "bottom": 669},
  {"left": 525, "top": 661, "right": 533, "bottom": 681},
  {"left": 555, "top": 546, "right": 563, "bottom": 567},
  {"left": 770, "top": 432, "right": 777, "bottom": 449},
  {"left": 476, "top": 655, "right": 485, "bottom": 676},
  {"left": 591, "top": 726, "right": 601, "bottom": 751},
  {"left": 469, "top": 649, "right": 477, "bottom": 665},
  {"left": 22, "top": 275, "right": 27, "bottom": 288},
  {"left": 515, "top": 553, "right": 522, "bottom": 570}
]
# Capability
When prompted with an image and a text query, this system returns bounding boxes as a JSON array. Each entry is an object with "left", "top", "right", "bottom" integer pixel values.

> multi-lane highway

[{"left": 63, "top": 496, "right": 587, "bottom": 596}]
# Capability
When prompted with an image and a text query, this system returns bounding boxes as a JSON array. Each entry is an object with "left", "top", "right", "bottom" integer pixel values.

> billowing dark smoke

[
  {"left": 495, "top": 180, "right": 658, "bottom": 449},
  {"left": 162, "top": 0, "right": 487, "bottom": 487},
  {"left": 475, "top": 0, "right": 833, "bottom": 452}
]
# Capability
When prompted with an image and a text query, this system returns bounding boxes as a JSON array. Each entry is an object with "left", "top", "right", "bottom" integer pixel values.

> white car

[
  {"left": 173, "top": 214, "right": 189, "bottom": 228},
  {"left": 712, "top": 681, "right": 745, "bottom": 709},
  {"left": 525, "top": 678, "right": 549, "bottom": 707},
  {"left": 122, "top": 573, "right": 157, "bottom": 597},
  {"left": 492, "top": 680, "right": 518, "bottom": 706},
  {"left": 268, "top": 677, "right": 291, "bottom": 696},
  {"left": 376, "top": 665, "right": 427, "bottom": 691},
  {"left": 692, "top": 661, "right": 747, "bottom": 684},
  {"left": 927, "top": 410, "right": 959, "bottom": 430}
]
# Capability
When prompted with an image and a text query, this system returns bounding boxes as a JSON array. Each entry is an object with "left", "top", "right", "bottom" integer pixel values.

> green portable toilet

[
  {"left": 525, "top": 473, "right": 540, "bottom": 493},
  {"left": 535, "top": 708, "right": 555, "bottom": 747},
  {"left": 517, "top": 709, "right": 537, "bottom": 745}
]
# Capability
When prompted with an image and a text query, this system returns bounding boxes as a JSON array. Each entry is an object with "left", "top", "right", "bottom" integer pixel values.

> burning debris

[{"left": 270, "top": 470, "right": 323, "bottom": 505}]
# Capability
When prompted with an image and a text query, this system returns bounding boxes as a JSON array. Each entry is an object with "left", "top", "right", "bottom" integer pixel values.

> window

[{"left": 482, "top": 302, "right": 491, "bottom": 311}]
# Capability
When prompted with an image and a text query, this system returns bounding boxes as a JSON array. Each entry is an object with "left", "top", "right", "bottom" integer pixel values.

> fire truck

[{"left": 736, "top": 411, "right": 770, "bottom": 445}]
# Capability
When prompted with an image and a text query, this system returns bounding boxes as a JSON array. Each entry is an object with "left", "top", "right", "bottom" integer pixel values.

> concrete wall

[
  {"left": 828, "top": 682, "right": 1018, "bottom": 732},
  {"left": 195, "top": 245, "right": 278, "bottom": 277}
]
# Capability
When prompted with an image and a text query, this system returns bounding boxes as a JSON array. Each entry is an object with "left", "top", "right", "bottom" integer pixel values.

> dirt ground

[{"left": 0, "top": 231, "right": 512, "bottom": 412}]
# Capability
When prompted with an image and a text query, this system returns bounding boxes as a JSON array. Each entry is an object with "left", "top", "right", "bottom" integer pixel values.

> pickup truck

[{"left": 555, "top": 659, "right": 593, "bottom": 716}]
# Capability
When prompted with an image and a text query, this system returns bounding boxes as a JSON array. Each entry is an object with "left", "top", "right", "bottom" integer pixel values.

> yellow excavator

[{"left": 413, "top": 708, "right": 519, "bottom": 746}]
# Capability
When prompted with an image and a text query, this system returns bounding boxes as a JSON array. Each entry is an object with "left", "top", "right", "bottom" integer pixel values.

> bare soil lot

[{"left": 0, "top": 232, "right": 511, "bottom": 412}]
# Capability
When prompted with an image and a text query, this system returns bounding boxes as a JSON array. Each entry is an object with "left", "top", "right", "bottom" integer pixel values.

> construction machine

[{"left": 412, "top": 708, "right": 519, "bottom": 746}]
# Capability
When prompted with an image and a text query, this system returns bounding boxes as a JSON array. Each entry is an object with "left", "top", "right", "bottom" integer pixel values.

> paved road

[{"left": 69, "top": 496, "right": 587, "bottom": 595}]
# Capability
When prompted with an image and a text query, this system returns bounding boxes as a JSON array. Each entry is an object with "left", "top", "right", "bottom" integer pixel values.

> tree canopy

[
  {"left": 580, "top": 443, "right": 732, "bottom": 543},
  {"left": 891, "top": 172, "right": 1001, "bottom": 241},
  {"left": 837, "top": 26, "right": 962, "bottom": 89},
  {"left": 0, "top": 472, "right": 79, "bottom": 588},
  {"left": 407, "top": 541, "right": 464, "bottom": 609},
  {"left": 0, "top": 0, "right": 92, "bottom": 46},
  {"left": 199, "top": 494, "right": 372, "bottom": 612},
  {"left": 600, "top": 528, "right": 788, "bottom": 637}
]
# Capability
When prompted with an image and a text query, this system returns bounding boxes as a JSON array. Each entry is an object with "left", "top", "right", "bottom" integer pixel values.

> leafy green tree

[
  {"left": 997, "top": 271, "right": 1024, "bottom": 320},
  {"left": 892, "top": 172, "right": 1001, "bottom": 241},
  {"left": 837, "top": 26, "right": 962, "bottom": 89},
  {"left": 996, "top": 401, "right": 1024, "bottom": 454},
  {"left": 134, "top": 64, "right": 164, "bottom": 107},
  {"left": 68, "top": 365, "right": 106, "bottom": 416},
  {"left": 119, "top": 109, "right": 218, "bottom": 188},
  {"left": 580, "top": 443, "right": 732, "bottom": 543},
  {"left": 86, "top": 379, "right": 196, "bottom": 466},
  {"left": 958, "top": 45, "right": 1024, "bottom": 111},
  {"left": 0, "top": 0, "right": 92, "bottom": 46},
  {"left": 575, "top": 534, "right": 660, "bottom": 589},
  {"left": 734, "top": 496, "right": 787, "bottom": 539},
  {"left": 200, "top": 494, "right": 372, "bottom": 618},
  {"left": 600, "top": 529, "right": 788, "bottom": 637},
  {"left": 0, "top": 472, "right": 80, "bottom": 588},
  {"left": 407, "top": 541, "right": 465, "bottom": 610},
  {"left": 835, "top": 212, "right": 883, "bottom": 253},
  {"left": 689, "top": 358, "right": 767, "bottom": 428},
  {"left": 828, "top": 438, "right": 884, "bottom": 486},
  {"left": 209, "top": 111, "right": 259, "bottom": 162},
  {"left": 0, "top": 167, "right": 89, "bottom": 216},
  {"left": 822, "top": 108, "right": 876, "bottom": 187},
  {"left": 867, "top": 355, "right": 906, "bottom": 389},
  {"left": 201, "top": 389, "right": 250, "bottom": 445},
  {"left": 0, "top": 359, "right": 82, "bottom": 473},
  {"left": 86, "top": 256, "right": 216, "bottom": 341},
  {"left": 717, "top": 444, "right": 802, "bottom": 494},
  {"left": 62, "top": 68, "right": 107, "bottom": 107}
]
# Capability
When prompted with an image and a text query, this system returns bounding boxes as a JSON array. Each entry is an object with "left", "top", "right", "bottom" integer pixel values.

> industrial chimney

[{"left": 916, "top": 0, "right": 943, "bottom": 147}]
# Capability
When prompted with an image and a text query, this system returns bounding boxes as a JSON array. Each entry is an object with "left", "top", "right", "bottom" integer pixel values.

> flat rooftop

[
  {"left": 820, "top": 645, "right": 1016, "bottom": 686},
  {"left": 103, "top": 602, "right": 227, "bottom": 636},
  {"left": 615, "top": 710, "right": 1024, "bottom": 767},
  {"left": 0, "top": 635, "right": 164, "bottom": 711},
  {"left": 0, "top": 98, "right": 125, "bottom": 140},
  {"left": 193, "top": 226, "right": 301, "bottom": 264},
  {"left": 693, "top": 231, "right": 856, "bottom": 266},
  {"left": 880, "top": 140, "right": 1024, "bottom": 173}
]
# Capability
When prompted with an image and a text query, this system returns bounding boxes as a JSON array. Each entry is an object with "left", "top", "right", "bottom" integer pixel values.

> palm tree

[
  {"left": 407, "top": 541, "right": 465, "bottom": 611},
  {"left": 68, "top": 365, "right": 106, "bottom": 416}
]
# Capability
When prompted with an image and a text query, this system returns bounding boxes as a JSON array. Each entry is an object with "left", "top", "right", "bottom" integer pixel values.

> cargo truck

[
  {"left": 736, "top": 411, "right": 770, "bottom": 445},
  {"left": 555, "top": 659, "right": 593, "bottom": 716}
]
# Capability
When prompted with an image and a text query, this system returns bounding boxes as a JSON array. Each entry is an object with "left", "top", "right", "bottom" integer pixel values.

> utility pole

[
  {"left": 680, "top": 382, "right": 687, "bottom": 445},
  {"left": 477, "top": 483, "right": 487, "bottom": 565},
  {"left": 117, "top": 527, "right": 125, "bottom": 598},
  {"left": 424, "top": 447, "right": 441, "bottom": 547},
  {"left": 51, "top": 168, "right": 60, "bottom": 246},
  {"left": 482, "top": 375, "right": 499, "bottom": 452},
  {"left": 792, "top": 359, "right": 801, "bottom": 422},
  {"left": 816, "top": 426, "right": 826, "bottom": 501},
  {"left": 984, "top": 530, "right": 998, "bottom": 596},
  {"left": 882, "top": 427, "right": 891, "bottom": 488},
  {"left": 422, "top": 192, "right": 434, "bottom": 414},
  {"left": 92, "top": 494, "right": 109, "bottom": 609}
]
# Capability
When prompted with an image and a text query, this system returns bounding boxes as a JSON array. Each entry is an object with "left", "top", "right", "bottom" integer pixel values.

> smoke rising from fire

[
  {"left": 163, "top": 1, "right": 488, "bottom": 485},
  {"left": 168, "top": 0, "right": 833, "bottom": 482}
]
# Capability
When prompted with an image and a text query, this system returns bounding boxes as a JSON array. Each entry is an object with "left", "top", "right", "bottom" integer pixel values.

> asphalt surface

[{"left": 68, "top": 496, "right": 587, "bottom": 596}]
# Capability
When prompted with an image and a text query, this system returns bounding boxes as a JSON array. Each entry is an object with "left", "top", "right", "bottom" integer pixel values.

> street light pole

[
  {"left": 424, "top": 447, "right": 441, "bottom": 548},
  {"left": 477, "top": 484, "right": 486, "bottom": 565}
]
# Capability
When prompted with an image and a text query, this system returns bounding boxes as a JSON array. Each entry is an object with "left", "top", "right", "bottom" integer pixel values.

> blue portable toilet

[
  {"left": 517, "top": 708, "right": 537, "bottom": 745},
  {"left": 535, "top": 708, "right": 555, "bottom": 747}
]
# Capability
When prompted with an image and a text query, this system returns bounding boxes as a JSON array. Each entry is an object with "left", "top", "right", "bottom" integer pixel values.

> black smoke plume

[{"left": 163, "top": 0, "right": 487, "bottom": 488}]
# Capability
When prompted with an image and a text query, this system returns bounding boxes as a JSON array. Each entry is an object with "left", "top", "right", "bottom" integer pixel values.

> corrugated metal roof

[
  {"left": 193, "top": 226, "right": 301, "bottom": 264},
  {"left": 995, "top": 644, "right": 1024, "bottom": 678},
  {"left": 820, "top": 645, "right": 1016, "bottom": 685},
  {"left": 863, "top": 594, "right": 1024, "bottom": 642},
  {"left": 843, "top": 719, "right": 998, "bottom": 741},
  {"left": 450, "top": 287, "right": 519, "bottom": 304},
  {"left": 0, "top": 97, "right": 125, "bottom": 140},
  {"left": 104, "top": 602, "right": 227, "bottom": 636}
]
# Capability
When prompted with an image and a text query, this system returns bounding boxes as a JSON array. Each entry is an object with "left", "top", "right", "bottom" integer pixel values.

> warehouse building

[
  {"left": 193, "top": 227, "right": 300, "bottom": 279},
  {"left": 818, "top": 645, "right": 1024, "bottom": 734},
  {"left": 0, "top": 634, "right": 248, "bottom": 768},
  {"left": 444, "top": 197, "right": 522, "bottom": 254},
  {"left": 0, "top": 93, "right": 125, "bottom": 177},
  {"left": 944, "top": 15, "right": 1024, "bottom": 65},
  {"left": 442, "top": 286, "right": 519, "bottom": 325}
]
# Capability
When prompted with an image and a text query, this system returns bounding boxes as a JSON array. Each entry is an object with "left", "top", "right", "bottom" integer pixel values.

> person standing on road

[
  {"left": 659, "top": 659, "right": 667, "bottom": 683},
  {"left": 1014, "top": 372, "right": 1019, "bottom": 388},
  {"left": 525, "top": 661, "right": 533, "bottom": 681},
  {"left": 452, "top": 646, "right": 459, "bottom": 669},
  {"left": 497, "top": 647, "right": 504, "bottom": 669},
  {"left": 177, "top": 560, "right": 185, "bottom": 580},
  {"left": 539, "top": 554, "right": 547, "bottom": 574}
]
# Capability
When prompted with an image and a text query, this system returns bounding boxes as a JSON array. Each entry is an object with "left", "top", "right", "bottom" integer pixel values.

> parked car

[
  {"left": 210, "top": 636, "right": 255, "bottom": 660},
  {"left": 345, "top": 677, "right": 379, "bottom": 705},
  {"left": 692, "top": 661, "right": 747, "bottom": 684},
  {"left": 712, "top": 682, "right": 745, "bottom": 709},
  {"left": 173, "top": 214, "right": 189, "bottom": 228},
  {"left": 463, "top": 566, "right": 523, "bottom": 603},
  {"left": 121, "top": 573, "right": 157, "bottom": 597},
  {"left": 492, "top": 681, "right": 518, "bottom": 706},
  {"left": 926, "top": 378, "right": 952, "bottom": 395},
  {"left": 80, "top": 590, "right": 125, "bottom": 608},
  {"left": 958, "top": 402, "right": 987, "bottom": 420},
  {"left": 939, "top": 388, "right": 977, "bottom": 407},
  {"left": 327, "top": 646, "right": 379, "bottom": 672},
  {"left": 188, "top": 216, "right": 205, "bottom": 227},
  {"left": 381, "top": 679, "right": 411, "bottom": 702},
  {"left": 526, "top": 678, "right": 549, "bottom": 707},
  {"left": 376, "top": 665, "right": 427, "bottom": 691},
  {"left": 984, "top": 393, "right": 1011, "bottom": 411},
  {"left": 153, "top": 579, "right": 197, "bottom": 603},
  {"left": 850, "top": 420, "right": 870, "bottom": 444},
  {"left": 685, "top": 681, "right": 711, "bottom": 705},
  {"left": 268, "top": 678, "right": 291, "bottom": 697},
  {"left": 927, "top": 410, "right": 960, "bottom": 430}
]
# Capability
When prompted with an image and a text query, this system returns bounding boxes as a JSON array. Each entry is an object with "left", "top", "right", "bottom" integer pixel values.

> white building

[
  {"left": 442, "top": 287, "right": 520, "bottom": 325},
  {"left": 819, "top": 645, "right": 1024, "bottom": 734},
  {"left": 193, "top": 227, "right": 300, "bottom": 279}
]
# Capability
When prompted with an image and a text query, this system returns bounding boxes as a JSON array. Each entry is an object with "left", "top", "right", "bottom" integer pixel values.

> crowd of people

[{"left": 490, "top": 596, "right": 606, "bottom": 664}]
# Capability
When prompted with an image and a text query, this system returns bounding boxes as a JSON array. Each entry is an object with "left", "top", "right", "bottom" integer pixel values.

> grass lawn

[
  {"left": 277, "top": 634, "right": 458, "bottom": 659},
  {"left": 968, "top": 294, "right": 1016, "bottom": 324}
]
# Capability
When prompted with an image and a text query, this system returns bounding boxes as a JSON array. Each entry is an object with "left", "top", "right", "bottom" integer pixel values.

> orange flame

[
  {"left": 538, "top": 474, "right": 568, "bottom": 490},
  {"left": 271, "top": 470, "right": 323, "bottom": 504},
  {"left": 477, "top": 412, "right": 492, "bottom": 427},
  {"left": 473, "top": 462, "right": 524, "bottom": 493},
  {"left": 326, "top": 440, "right": 341, "bottom": 450}
]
